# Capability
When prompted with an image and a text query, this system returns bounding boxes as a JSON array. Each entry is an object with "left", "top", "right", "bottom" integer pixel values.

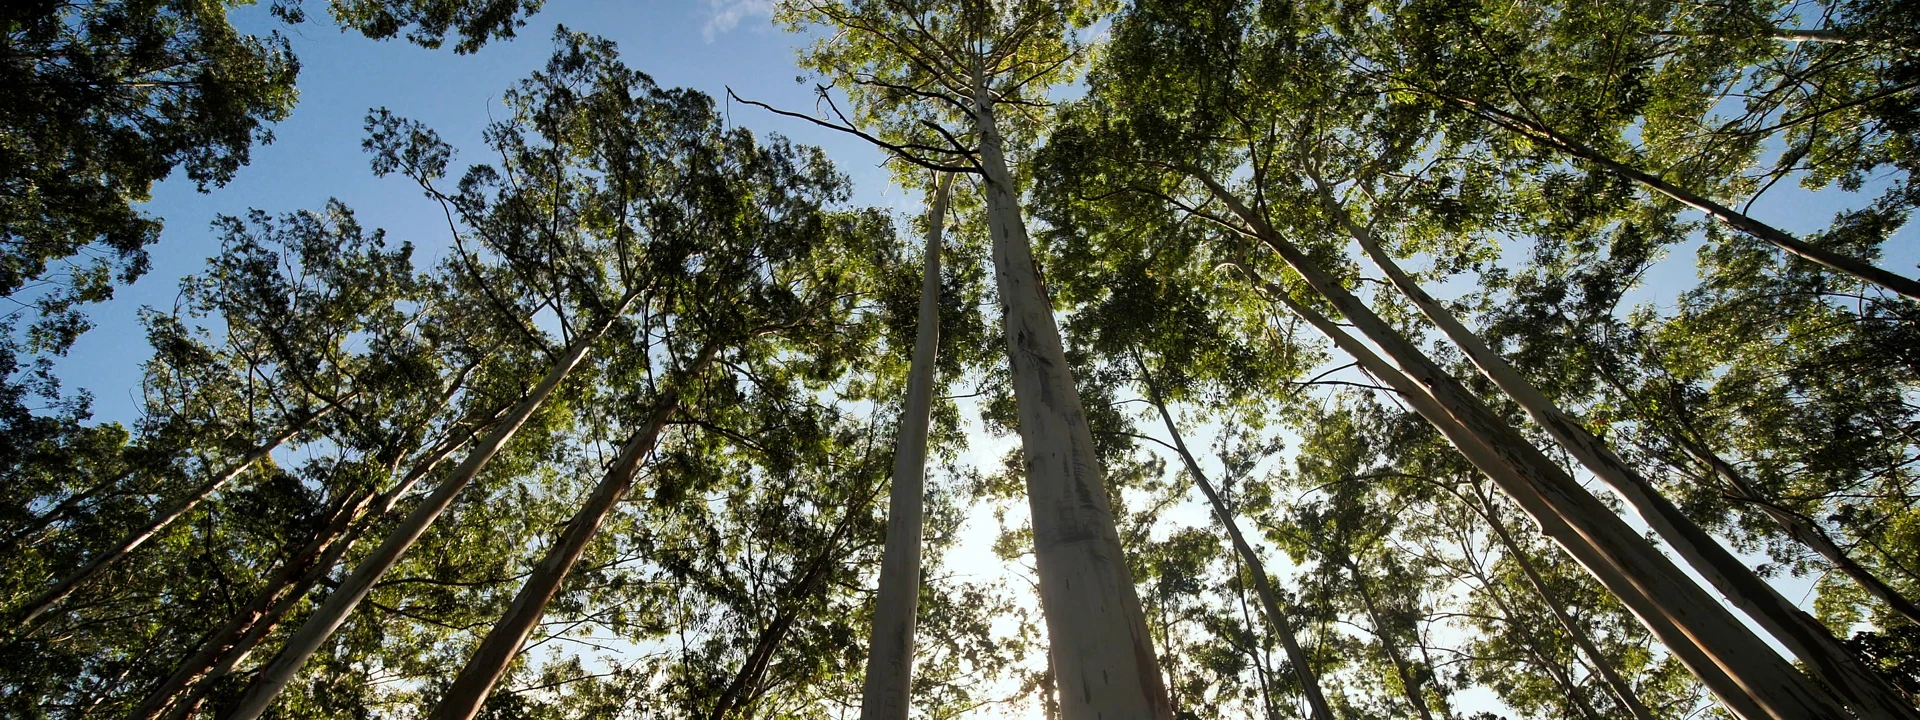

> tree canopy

[{"left": 4, "top": 1, "right": 1918, "bottom": 719}]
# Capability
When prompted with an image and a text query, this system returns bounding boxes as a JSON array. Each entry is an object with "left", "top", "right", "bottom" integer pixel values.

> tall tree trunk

[
  {"left": 1213, "top": 247, "right": 1821, "bottom": 720},
  {"left": 712, "top": 479, "right": 876, "bottom": 720},
  {"left": 1, "top": 467, "right": 136, "bottom": 555},
  {"left": 968, "top": 66, "right": 1172, "bottom": 720},
  {"left": 428, "top": 341, "right": 722, "bottom": 720},
  {"left": 10, "top": 407, "right": 334, "bottom": 629},
  {"left": 1433, "top": 96, "right": 1920, "bottom": 301},
  {"left": 1469, "top": 483, "right": 1658, "bottom": 720},
  {"left": 135, "top": 429, "right": 477, "bottom": 720},
  {"left": 222, "top": 320, "right": 619, "bottom": 720},
  {"left": 1134, "top": 358, "right": 1336, "bottom": 720},
  {"left": 1686, "top": 440, "right": 1920, "bottom": 626},
  {"left": 1347, "top": 561, "right": 1436, "bottom": 720},
  {"left": 859, "top": 172, "right": 951, "bottom": 720},
  {"left": 1323, "top": 184, "right": 1920, "bottom": 718}
]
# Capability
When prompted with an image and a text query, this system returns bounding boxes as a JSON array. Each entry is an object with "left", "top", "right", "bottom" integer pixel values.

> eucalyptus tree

[
  {"left": 1036, "top": 0, "right": 1890, "bottom": 714},
  {"left": 263, "top": 28, "right": 908, "bottom": 720},
  {"left": 0, "top": 198, "right": 442, "bottom": 631},
  {"left": 125, "top": 202, "right": 514, "bottom": 720},
  {"left": 859, "top": 172, "right": 952, "bottom": 720},
  {"left": 217, "top": 28, "right": 758, "bottom": 718},
  {"left": 0, "top": 200, "right": 489, "bottom": 720},
  {"left": 765, "top": 2, "right": 1174, "bottom": 716}
]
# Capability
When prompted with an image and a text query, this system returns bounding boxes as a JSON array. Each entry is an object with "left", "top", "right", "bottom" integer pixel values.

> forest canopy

[{"left": 2, "top": 1, "right": 1917, "bottom": 719}]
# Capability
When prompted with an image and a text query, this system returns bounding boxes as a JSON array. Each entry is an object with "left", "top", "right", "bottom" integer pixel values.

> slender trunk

[
  {"left": 969, "top": 67, "right": 1171, "bottom": 720},
  {"left": 1135, "top": 360, "right": 1335, "bottom": 720},
  {"left": 132, "top": 490, "right": 372, "bottom": 720},
  {"left": 1347, "top": 561, "right": 1435, "bottom": 720},
  {"left": 1513, "top": 630, "right": 1603, "bottom": 720},
  {"left": 1472, "top": 484, "right": 1658, "bottom": 720},
  {"left": 428, "top": 341, "right": 721, "bottom": 720},
  {"left": 1216, "top": 251, "right": 1812, "bottom": 720},
  {"left": 858, "top": 173, "right": 951, "bottom": 720},
  {"left": 221, "top": 321, "right": 618, "bottom": 720},
  {"left": 1653, "top": 27, "right": 1916, "bottom": 49},
  {"left": 1462, "top": 532, "right": 1602, "bottom": 720},
  {"left": 1233, "top": 581, "right": 1283, "bottom": 720},
  {"left": 11, "top": 408, "right": 332, "bottom": 629},
  {"left": 1691, "top": 442, "right": 1920, "bottom": 626},
  {"left": 136, "top": 431, "right": 475, "bottom": 720},
  {"left": 712, "top": 482, "right": 874, "bottom": 720},
  {"left": 2, "top": 467, "right": 135, "bottom": 555},
  {"left": 1327, "top": 190, "right": 1920, "bottom": 718},
  {"left": 1436, "top": 96, "right": 1920, "bottom": 301}
]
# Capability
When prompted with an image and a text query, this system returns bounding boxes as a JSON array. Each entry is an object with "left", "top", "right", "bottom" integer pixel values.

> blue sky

[{"left": 56, "top": 0, "right": 916, "bottom": 425}]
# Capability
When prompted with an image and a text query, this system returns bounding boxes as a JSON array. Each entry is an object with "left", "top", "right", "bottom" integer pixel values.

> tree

[
  {"left": 767, "top": 2, "right": 1174, "bottom": 717},
  {"left": 860, "top": 172, "right": 952, "bottom": 720}
]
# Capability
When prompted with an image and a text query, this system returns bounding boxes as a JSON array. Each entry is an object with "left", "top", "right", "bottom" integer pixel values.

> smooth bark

[
  {"left": 1324, "top": 186, "right": 1920, "bottom": 718},
  {"left": 1688, "top": 442, "right": 1920, "bottom": 626},
  {"left": 970, "top": 69, "right": 1172, "bottom": 720},
  {"left": 427, "top": 341, "right": 720, "bottom": 720},
  {"left": 1470, "top": 484, "right": 1658, "bottom": 720},
  {"left": 11, "top": 408, "right": 332, "bottom": 628},
  {"left": 1440, "top": 96, "right": 1920, "bottom": 301},
  {"left": 1134, "top": 360, "right": 1336, "bottom": 720},
  {"left": 221, "top": 321, "right": 617, "bottom": 720},
  {"left": 858, "top": 172, "right": 951, "bottom": 720},
  {"left": 134, "top": 430, "right": 475, "bottom": 720},
  {"left": 1348, "top": 562, "right": 1436, "bottom": 720}
]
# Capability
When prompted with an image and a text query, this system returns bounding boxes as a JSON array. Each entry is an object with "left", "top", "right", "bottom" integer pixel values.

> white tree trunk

[
  {"left": 11, "top": 406, "right": 333, "bottom": 628},
  {"left": 970, "top": 71, "right": 1172, "bottom": 720},
  {"left": 1136, "top": 365, "right": 1336, "bottom": 720},
  {"left": 859, "top": 173, "right": 951, "bottom": 720},
  {"left": 429, "top": 341, "right": 719, "bottom": 720},
  {"left": 222, "top": 322, "right": 616, "bottom": 720},
  {"left": 1326, "top": 186, "right": 1920, "bottom": 719},
  {"left": 1233, "top": 270, "right": 1782, "bottom": 719}
]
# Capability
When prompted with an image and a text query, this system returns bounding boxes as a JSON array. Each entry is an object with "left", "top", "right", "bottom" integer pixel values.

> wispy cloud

[{"left": 700, "top": 0, "right": 775, "bottom": 42}]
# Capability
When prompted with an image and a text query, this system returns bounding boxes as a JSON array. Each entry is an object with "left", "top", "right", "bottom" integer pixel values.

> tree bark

[
  {"left": 858, "top": 173, "right": 951, "bottom": 720},
  {"left": 1211, "top": 242, "right": 1828, "bottom": 720},
  {"left": 11, "top": 407, "right": 333, "bottom": 629},
  {"left": 1134, "top": 359, "right": 1336, "bottom": 720},
  {"left": 968, "top": 68, "right": 1172, "bottom": 720},
  {"left": 134, "top": 429, "right": 477, "bottom": 720},
  {"left": 1323, "top": 184, "right": 1920, "bottom": 718},
  {"left": 712, "top": 479, "right": 875, "bottom": 720},
  {"left": 221, "top": 321, "right": 618, "bottom": 720},
  {"left": 1348, "top": 561, "right": 1436, "bottom": 720},
  {"left": 1436, "top": 96, "right": 1920, "bottom": 301},
  {"left": 1687, "top": 441, "right": 1920, "bottom": 627},
  {"left": 1470, "top": 483, "right": 1658, "bottom": 720},
  {"left": 427, "top": 341, "right": 721, "bottom": 720}
]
